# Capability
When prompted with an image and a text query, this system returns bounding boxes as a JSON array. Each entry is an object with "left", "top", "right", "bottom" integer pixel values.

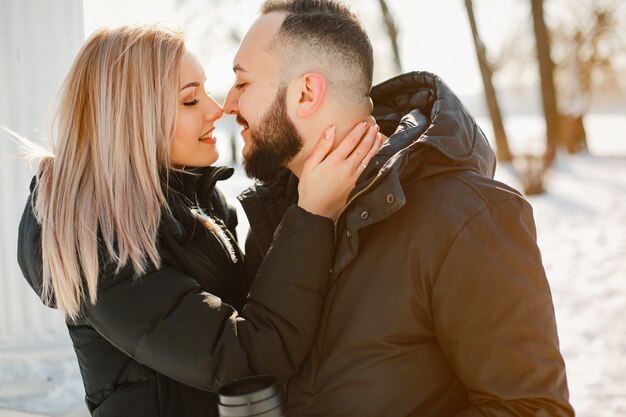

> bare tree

[
  {"left": 531, "top": 0, "right": 561, "bottom": 164},
  {"left": 376, "top": 0, "right": 402, "bottom": 74},
  {"left": 552, "top": 0, "right": 625, "bottom": 153},
  {"left": 464, "top": 0, "right": 513, "bottom": 162},
  {"left": 491, "top": 0, "right": 625, "bottom": 157}
]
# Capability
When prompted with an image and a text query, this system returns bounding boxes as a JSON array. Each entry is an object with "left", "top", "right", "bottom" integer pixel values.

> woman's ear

[{"left": 295, "top": 72, "right": 327, "bottom": 118}]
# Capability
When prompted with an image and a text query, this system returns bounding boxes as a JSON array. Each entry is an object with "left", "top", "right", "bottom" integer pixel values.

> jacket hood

[{"left": 362, "top": 71, "right": 496, "bottom": 187}]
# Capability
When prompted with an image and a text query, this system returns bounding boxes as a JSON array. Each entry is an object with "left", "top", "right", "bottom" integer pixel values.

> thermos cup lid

[{"left": 218, "top": 375, "right": 279, "bottom": 405}]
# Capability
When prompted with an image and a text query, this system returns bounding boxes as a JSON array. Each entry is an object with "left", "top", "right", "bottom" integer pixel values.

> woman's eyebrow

[{"left": 180, "top": 81, "right": 200, "bottom": 91}]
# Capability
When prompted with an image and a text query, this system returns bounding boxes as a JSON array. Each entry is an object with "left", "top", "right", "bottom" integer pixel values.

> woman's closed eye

[{"left": 183, "top": 98, "right": 199, "bottom": 106}]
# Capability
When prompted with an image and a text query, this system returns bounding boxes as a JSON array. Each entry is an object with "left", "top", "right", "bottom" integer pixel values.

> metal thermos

[{"left": 218, "top": 375, "right": 287, "bottom": 417}]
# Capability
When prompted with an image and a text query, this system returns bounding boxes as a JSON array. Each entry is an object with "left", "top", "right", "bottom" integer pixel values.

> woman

[{"left": 16, "top": 25, "right": 382, "bottom": 416}]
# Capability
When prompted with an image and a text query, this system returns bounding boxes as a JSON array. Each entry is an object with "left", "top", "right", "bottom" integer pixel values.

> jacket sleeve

[
  {"left": 82, "top": 204, "right": 334, "bottom": 392},
  {"left": 431, "top": 198, "right": 574, "bottom": 417}
]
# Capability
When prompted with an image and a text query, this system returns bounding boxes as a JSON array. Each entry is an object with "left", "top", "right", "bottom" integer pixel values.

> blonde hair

[{"left": 31, "top": 25, "right": 186, "bottom": 320}]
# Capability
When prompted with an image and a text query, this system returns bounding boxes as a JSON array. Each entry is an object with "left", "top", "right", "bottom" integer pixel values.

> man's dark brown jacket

[{"left": 240, "top": 72, "right": 574, "bottom": 417}]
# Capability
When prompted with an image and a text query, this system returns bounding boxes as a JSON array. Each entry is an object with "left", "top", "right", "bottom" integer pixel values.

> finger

[
  {"left": 328, "top": 121, "right": 369, "bottom": 161},
  {"left": 355, "top": 132, "right": 384, "bottom": 175},
  {"left": 346, "top": 124, "right": 378, "bottom": 166},
  {"left": 303, "top": 125, "right": 336, "bottom": 170}
]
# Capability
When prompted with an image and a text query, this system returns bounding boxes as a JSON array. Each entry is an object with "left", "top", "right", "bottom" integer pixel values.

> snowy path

[{"left": 1, "top": 154, "right": 625, "bottom": 416}]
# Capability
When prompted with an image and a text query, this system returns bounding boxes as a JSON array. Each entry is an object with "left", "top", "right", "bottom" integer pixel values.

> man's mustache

[{"left": 236, "top": 114, "right": 249, "bottom": 128}]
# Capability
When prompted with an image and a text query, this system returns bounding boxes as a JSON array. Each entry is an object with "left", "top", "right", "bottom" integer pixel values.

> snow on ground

[
  {"left": 0, "top": 340, "right": 87, "bottom": 417},
  {"left": 1, "top": 114, "right": 625, "bottom": 416}
]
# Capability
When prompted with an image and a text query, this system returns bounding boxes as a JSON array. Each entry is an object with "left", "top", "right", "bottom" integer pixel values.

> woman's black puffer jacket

[{"left": 17, "top": 166, "right": 334, "bottom": 417}]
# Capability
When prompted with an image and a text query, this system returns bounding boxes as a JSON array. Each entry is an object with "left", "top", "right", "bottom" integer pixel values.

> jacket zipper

[
  {"left": 307, "top": 172, "right": 385, "bottom": 392},
  {"left": 333, "top": 172, "right": 385, "bottom": 242}
]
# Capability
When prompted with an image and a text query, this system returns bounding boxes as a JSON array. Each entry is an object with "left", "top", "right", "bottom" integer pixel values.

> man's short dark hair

[{"left": 261, "top": 0, "right": 374, "bottom": 100}]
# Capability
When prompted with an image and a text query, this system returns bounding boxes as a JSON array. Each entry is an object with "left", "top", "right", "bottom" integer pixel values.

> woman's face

[{"left": 171, "top": 51, "right": 223, "bottom": 167}]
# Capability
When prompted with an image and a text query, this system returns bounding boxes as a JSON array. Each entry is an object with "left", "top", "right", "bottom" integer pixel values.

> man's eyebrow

[
  {"left": 233, "top": 64, "right": 247, "bottom": 73},
  {"left": 180, "top": 81, "right": 200, "bottom": 91}
]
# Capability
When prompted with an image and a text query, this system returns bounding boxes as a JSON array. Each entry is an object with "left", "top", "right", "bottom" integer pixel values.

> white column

[
  {"left": 1, "top": 4, "right": 89, "bottom": 415},
  {"left": 0, "top": 0, "right": 84, "bottom": 345}
]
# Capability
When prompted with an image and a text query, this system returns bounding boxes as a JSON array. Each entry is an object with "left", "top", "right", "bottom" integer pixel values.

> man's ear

[{"left": 295, "top": 72, "right": 327, "bottom": 118}]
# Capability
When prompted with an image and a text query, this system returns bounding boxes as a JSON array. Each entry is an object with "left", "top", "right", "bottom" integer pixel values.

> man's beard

[{"left": 242, "top": 86, "right": 303, "bottom": 182}]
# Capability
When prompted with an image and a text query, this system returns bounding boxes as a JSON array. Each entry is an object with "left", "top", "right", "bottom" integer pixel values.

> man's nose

[{"left": 223, "top": 88, "right": 238, "bottom": 115}]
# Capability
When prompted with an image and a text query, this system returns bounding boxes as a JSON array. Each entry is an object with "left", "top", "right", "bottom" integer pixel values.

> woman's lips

[
  {"left": 199, "top": 128, "right": 216, "bottom": 144},
  {"left": 199, "top": 135, "right": 216, "bottom": 145}
]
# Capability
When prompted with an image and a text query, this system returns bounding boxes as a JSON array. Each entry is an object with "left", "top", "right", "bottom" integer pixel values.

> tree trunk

[
  {"left": 377, "top": 0, "right": 402, "bottom": 74},
  {"left": 561, "top": 114, "right": 588, "bottom": 154},
  {"left": 531, "top": 0, "right": 561, "bottom": 164},
  {"left": 464, "top": 0, "right": 513, "bottom": 162}
]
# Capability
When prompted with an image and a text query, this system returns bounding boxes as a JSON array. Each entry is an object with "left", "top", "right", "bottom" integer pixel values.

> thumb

[{"left": 303, "top": 125, "right": 335, "bottom": 172}]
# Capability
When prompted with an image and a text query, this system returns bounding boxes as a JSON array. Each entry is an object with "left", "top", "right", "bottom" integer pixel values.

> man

[{"left": 223, "top": 1, "right": 574, "bottom": 416}]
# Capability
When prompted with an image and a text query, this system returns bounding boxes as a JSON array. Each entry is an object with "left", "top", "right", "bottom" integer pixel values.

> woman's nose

[
  {"left": 223, "top": 88, "right": 238, "bottom": 115},
  {"left": 206, "top": 96, "right": 224, "bottom": 121}
]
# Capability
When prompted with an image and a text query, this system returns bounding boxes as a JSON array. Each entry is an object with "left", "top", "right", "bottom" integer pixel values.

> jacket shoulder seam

[{"left": 445, "top": 172, "right": 528, "bottom": 208}]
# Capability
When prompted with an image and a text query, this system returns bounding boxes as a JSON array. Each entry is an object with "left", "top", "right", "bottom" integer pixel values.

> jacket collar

[
  {"left": 353, "top": 71, "right": 495, "bottom": 196},
  {"left": 238, "top": 169, "right": 298, "bottom": 255},
  {"left": 164, "top": 166, "right": 234, "bottom": 208},
  {"left": 161, "top": 165, "right": 234, "bottom": 243}
]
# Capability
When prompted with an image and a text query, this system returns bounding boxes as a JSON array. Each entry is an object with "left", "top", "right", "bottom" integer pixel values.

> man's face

[
  {"left": 223, "top": 13, "right": 303, "bottom": 180},
  {"left": 242, "top": 86, "right": 303, "bottom": 181}
]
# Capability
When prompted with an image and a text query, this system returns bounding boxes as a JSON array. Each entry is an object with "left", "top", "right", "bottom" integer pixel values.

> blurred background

[{"left": 1, "top": 0, "right": 624, "bottom": 416}]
